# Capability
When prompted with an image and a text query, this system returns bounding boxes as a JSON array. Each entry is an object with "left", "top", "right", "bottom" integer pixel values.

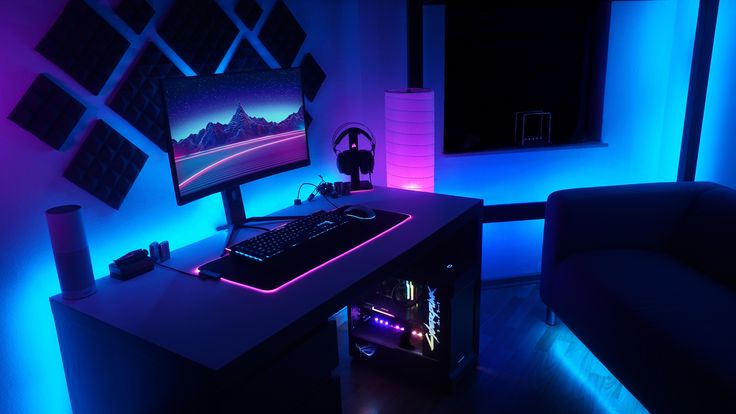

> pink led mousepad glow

[{"left": 198, "top": 209, "right": 411, "bottom": 293}]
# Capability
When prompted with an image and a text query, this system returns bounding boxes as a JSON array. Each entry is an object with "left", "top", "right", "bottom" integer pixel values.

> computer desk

[{"left": 50, "top": 187, "right": 483, "bottom": 413}]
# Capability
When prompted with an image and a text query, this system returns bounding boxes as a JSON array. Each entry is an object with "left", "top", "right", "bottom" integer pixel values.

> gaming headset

[{"left": 331, "top": 122, "right": 376, "bottom": 176}]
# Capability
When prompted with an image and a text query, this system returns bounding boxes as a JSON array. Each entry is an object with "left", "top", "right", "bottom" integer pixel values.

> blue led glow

[
  {"left": 550, "top": 338, "right": 647, "bottom": 414},
  {"left": 431, "top": 1, "right": 698, "bottom": 203},
  {"left": 424, "top": 1, "right": 699, "bottom": 280},
  {"left": 5, "top": 261, "right": 72, "bottom": 413},
  {"left": 215, "top": 2, "right": 281, "bottom": 73},
  {"left": 482, "top": 220, "right": 545, "bottom": 279},
  {"left": 696, "top": 0, "right": 736, "bottom": 187}
]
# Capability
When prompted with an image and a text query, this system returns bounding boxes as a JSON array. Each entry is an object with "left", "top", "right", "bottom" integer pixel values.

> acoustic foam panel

[
  {"left": 299, "top": 53, "right": 325, "bottom": 102},
  {"left": 258, "top": 0, "right": 306, "bottom": 68},
  {"left": 35, "top": 0, "right": 130, "bottom": 95},
  {"left": 157, "top": 0, "right": 239, "bottom": 74},
  {"left": 64, "top": 120, "right": 148, "bottom": 209},
  {"left": 8, "top": 74, "right": 86, "bottom": 150},
  {"left": 115, "top": 0, "right": 155, "bottom": 34},
  {"left": 224, "top": 38, "right": 269, "bottom": 73},
  {"left": 108, "top": 42, "right": 183, "bottom": 151},
  {"left": 235, "top": 0, "right": 263, "bottom": 30}
]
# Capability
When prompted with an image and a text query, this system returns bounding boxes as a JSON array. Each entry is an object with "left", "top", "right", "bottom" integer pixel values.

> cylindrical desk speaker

[
  {"left": 385, "top": 88, "right": 435, "bottom": 192},
  {"left": 46, "top": 205, "right": 95, "bottom": 299}
]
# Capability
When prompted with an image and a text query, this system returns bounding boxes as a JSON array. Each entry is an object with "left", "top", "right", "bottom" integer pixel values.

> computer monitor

[{"left": 161, "top": 68, "right": 310, "bottom": 247}]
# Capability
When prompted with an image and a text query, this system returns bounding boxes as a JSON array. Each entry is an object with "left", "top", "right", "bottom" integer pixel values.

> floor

[{"left": 335, "top": 282, "right": 649, "bottom": 414}]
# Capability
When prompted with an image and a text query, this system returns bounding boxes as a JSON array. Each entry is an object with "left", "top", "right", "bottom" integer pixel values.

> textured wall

[{"left": 0, "top": 1, "right": 405, "bottom": 412}]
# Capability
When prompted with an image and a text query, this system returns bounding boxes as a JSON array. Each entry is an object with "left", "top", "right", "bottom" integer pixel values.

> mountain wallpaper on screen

[{"left": 172, "top": 104, "right": 305, "bottom": 158}]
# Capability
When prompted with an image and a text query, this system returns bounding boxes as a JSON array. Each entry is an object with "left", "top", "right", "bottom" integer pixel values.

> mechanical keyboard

[
  {"left": 198, "top": 207, "right": 411, "bottom": 292},
  {"left": 229, "top": 209, "right": 352, "bottom": 262}
]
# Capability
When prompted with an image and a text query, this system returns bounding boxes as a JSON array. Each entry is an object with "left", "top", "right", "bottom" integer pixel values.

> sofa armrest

[{"left": 541, "top": 182, "right": 720, "bottom": 276}]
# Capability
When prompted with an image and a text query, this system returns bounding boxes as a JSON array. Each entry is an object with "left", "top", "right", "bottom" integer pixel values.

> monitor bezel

[{"left": 160, "top": 67, "right": 311, "bottom": 206}]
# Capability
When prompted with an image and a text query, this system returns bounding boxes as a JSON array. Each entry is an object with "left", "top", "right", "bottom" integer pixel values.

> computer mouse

[{"left": 344, "top": 205, "right": 377, "bottom": 220}]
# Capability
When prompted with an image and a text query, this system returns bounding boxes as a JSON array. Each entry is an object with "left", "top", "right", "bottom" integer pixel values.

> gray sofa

[{"left": 541, "top": 182, "right": 736, "bottom": 413}]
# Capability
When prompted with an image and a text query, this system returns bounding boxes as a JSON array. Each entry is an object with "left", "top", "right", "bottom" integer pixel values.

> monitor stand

[{"left": 216, "top": 186, "right": 301, "bottom": 255}]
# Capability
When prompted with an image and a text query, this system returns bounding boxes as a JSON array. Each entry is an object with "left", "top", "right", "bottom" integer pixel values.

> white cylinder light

[
  {"left": 45, "top": 205, "right": 96, "bottom": 299},
  {"left": 385, "top": 88, "right": 435, "bottom": 192}
]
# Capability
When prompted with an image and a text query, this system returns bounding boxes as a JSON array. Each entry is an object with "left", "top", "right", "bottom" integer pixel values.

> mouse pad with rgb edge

[{"left": 198, "top": 208, "right": 411, "bottom": 293}]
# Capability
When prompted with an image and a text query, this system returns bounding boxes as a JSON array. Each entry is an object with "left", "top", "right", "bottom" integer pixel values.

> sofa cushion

[
  {"left": 669, "top": 187, "right": 736, "bottom": 289},
  {"left": 551, "top": 249, "right": 736, "bottom": 411}
]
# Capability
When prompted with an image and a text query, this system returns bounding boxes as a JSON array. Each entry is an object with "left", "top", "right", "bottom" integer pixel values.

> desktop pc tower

[{"left": 348, "top": 228, "right": 480, "bottom": 387}]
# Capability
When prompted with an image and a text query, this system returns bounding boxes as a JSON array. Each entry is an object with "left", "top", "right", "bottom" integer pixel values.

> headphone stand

[{"left": 346, "top": 130, "right": 373, "bottom": 191}]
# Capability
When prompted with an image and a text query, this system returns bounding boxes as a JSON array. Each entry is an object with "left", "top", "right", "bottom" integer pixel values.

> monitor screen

[{"left": 161, "top": 68, "right": 309, "bottom": 205}]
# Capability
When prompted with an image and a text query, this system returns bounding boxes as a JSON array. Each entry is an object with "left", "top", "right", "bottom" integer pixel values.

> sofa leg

[{"left": 545, "top": 307, "right": 558, "bottom": 326}]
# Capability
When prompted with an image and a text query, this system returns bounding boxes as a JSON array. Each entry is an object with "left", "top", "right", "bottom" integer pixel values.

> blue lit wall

[
  {"left": 0, "top": 0, "right": 405, "bottom": 412},
  {"left": 424, "top": 0, "right": 699, "bottom": 279},
  {"left": 696, "top": 0, "right": 736, "bottom": 187}
]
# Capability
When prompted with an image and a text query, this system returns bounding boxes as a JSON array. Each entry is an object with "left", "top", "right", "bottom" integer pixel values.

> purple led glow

[
  {"left": 385, "top": 88, "right": 435, "bottom": 192},
  {"left": 177, "top": 131, "right": 306, "bottom": 195},
  {"left": 373, "top": 317, "right": 406, "bottom": 332},
  {"left": 213, "top": 214, "right": 413, "bottom": 294}
]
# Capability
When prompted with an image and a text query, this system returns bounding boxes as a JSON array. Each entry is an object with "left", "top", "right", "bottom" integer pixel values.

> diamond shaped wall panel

[
  {"left": 35, "top": 0, "right": 130, "bottom": 95},
  {"left": 64, "top": 121, "right": 148, "bottom": 209},
  {"left": 299, "top": 53, "right": 325, "bottom": 102},
  {"left": 158, "top": 0, "right": 239, "bottom": 74},
  {"left": 115, "top": 0, "right": 155, "bottom": 34},
  {"left": 8, "top": 74, "right": 86, "bottom": 150},
  {"left": 224, "top": 38, "right": 269, "bottom": 73},
  {"left": 108, "top": 42, "right": 183, "bottom": 151},
  {"left": 235, "top": 0, "right": 263, "bottom": 30},
  {"left": 258, "top": 0, "right": 306, "bottom": 68}
]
